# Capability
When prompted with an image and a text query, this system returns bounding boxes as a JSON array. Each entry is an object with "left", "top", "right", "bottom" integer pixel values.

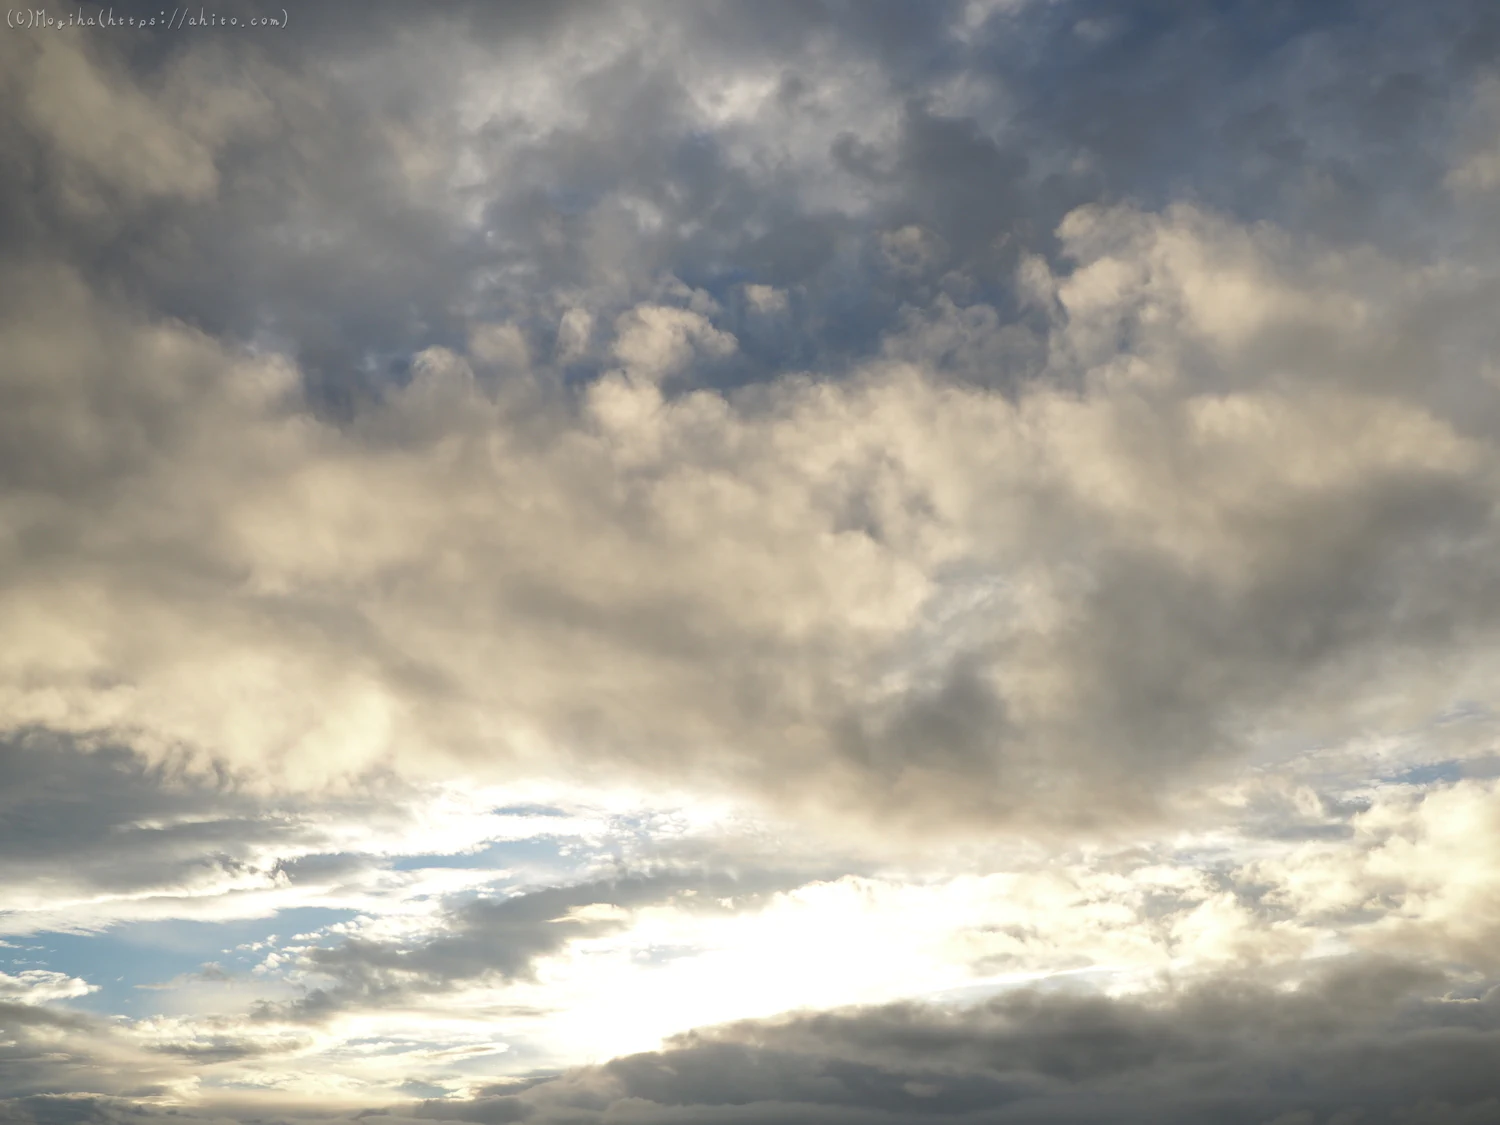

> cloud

[
  {"left": 4, "top": 0, "right": 1468, "bottom": 414},
  {"left": 1245, "top": 778, "right": 1500, "bottom": 970},
  {"left": 5, "top": 958, "right": 1499, "bottom": 1123},
  {"left": 257, "top": 872, "right": 791, "bottom": 1023},
  {"left": 0, "top": 732, "right": 309, "bottom": 913},
  {"left": 0, "top": 731, "right": 624, "bottom": 931},
  {"left": 451, "top": 958, "right": 1500, "bottom": 1124},
  {"left": 0, "top": 1004, "right": 192, "bottom": 1101},
  {"left": 0, "top": 972, "right": 94, "bottom": 1004},
  {"left": 0, "top": 32, "right": 252, "bottom": 214},
  {"left": 5, "top": 0, "right": 1500, "bottom": 1117},
  {"left": 609, "top": 305, "right": 737, "bottom": 385},
  {"left": 5, "top": 187, "right": 1500, "bottom": 842}
]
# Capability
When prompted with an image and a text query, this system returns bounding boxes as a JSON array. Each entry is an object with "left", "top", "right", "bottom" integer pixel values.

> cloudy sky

[{"left": 4, "top": 1, "right": 1500, "bottom": 1122}]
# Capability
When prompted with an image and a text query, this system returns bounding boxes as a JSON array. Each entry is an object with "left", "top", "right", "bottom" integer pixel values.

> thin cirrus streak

[{"left": 2, "top": 2, "right": 1500, "bottom": 1124}]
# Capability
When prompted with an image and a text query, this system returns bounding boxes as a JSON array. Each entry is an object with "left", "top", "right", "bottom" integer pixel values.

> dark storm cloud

[
  {"left": 420, "top": 958, "right": 1500, "bottom": 1124},
  {"left": 6, "top": 959, "right": 1500, "bottom": 1124}
]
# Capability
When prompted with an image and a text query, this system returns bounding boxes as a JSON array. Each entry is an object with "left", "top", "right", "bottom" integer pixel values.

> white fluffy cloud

[{"left": 0, "top": 971, "right": 95, "bottom": 1004}]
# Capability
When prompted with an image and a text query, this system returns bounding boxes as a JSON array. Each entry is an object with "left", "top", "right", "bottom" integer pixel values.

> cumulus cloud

[
  {"left": 1246, "top": 778, "right": 1500, "bottom": 970},
  {"left": 6, "top": 0, "right": 1500, "bottom": 1118},
  {"left": 0, "top": 972, "right": 94, "bottom": 1004},
  {"left": 5, "top": 194, "right": 1500, "bottom": 841}
]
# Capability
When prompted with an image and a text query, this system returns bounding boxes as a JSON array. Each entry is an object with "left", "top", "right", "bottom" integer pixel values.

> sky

[{"left": 4, "top": 0, "right": 1500, "bottom": 1122}]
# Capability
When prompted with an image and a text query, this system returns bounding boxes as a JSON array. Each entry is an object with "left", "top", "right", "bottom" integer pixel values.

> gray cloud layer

[
  {"left": 3, "top": 0, "right": 1499, "bottom": 835},
  {"left": 488, "top": 959, "right": 1500, "bottom": 1124},
  {"left": 6, "top": 0, "right": 1500, "bottom": 1116},
  {"left": 5, "top": 959, "right": 1499, "bottom": 1124}
]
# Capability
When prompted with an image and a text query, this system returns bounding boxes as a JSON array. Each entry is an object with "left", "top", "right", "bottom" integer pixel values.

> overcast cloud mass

[{"left": 5, "top": 0, "right": 1500, "bottom": 1122}]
